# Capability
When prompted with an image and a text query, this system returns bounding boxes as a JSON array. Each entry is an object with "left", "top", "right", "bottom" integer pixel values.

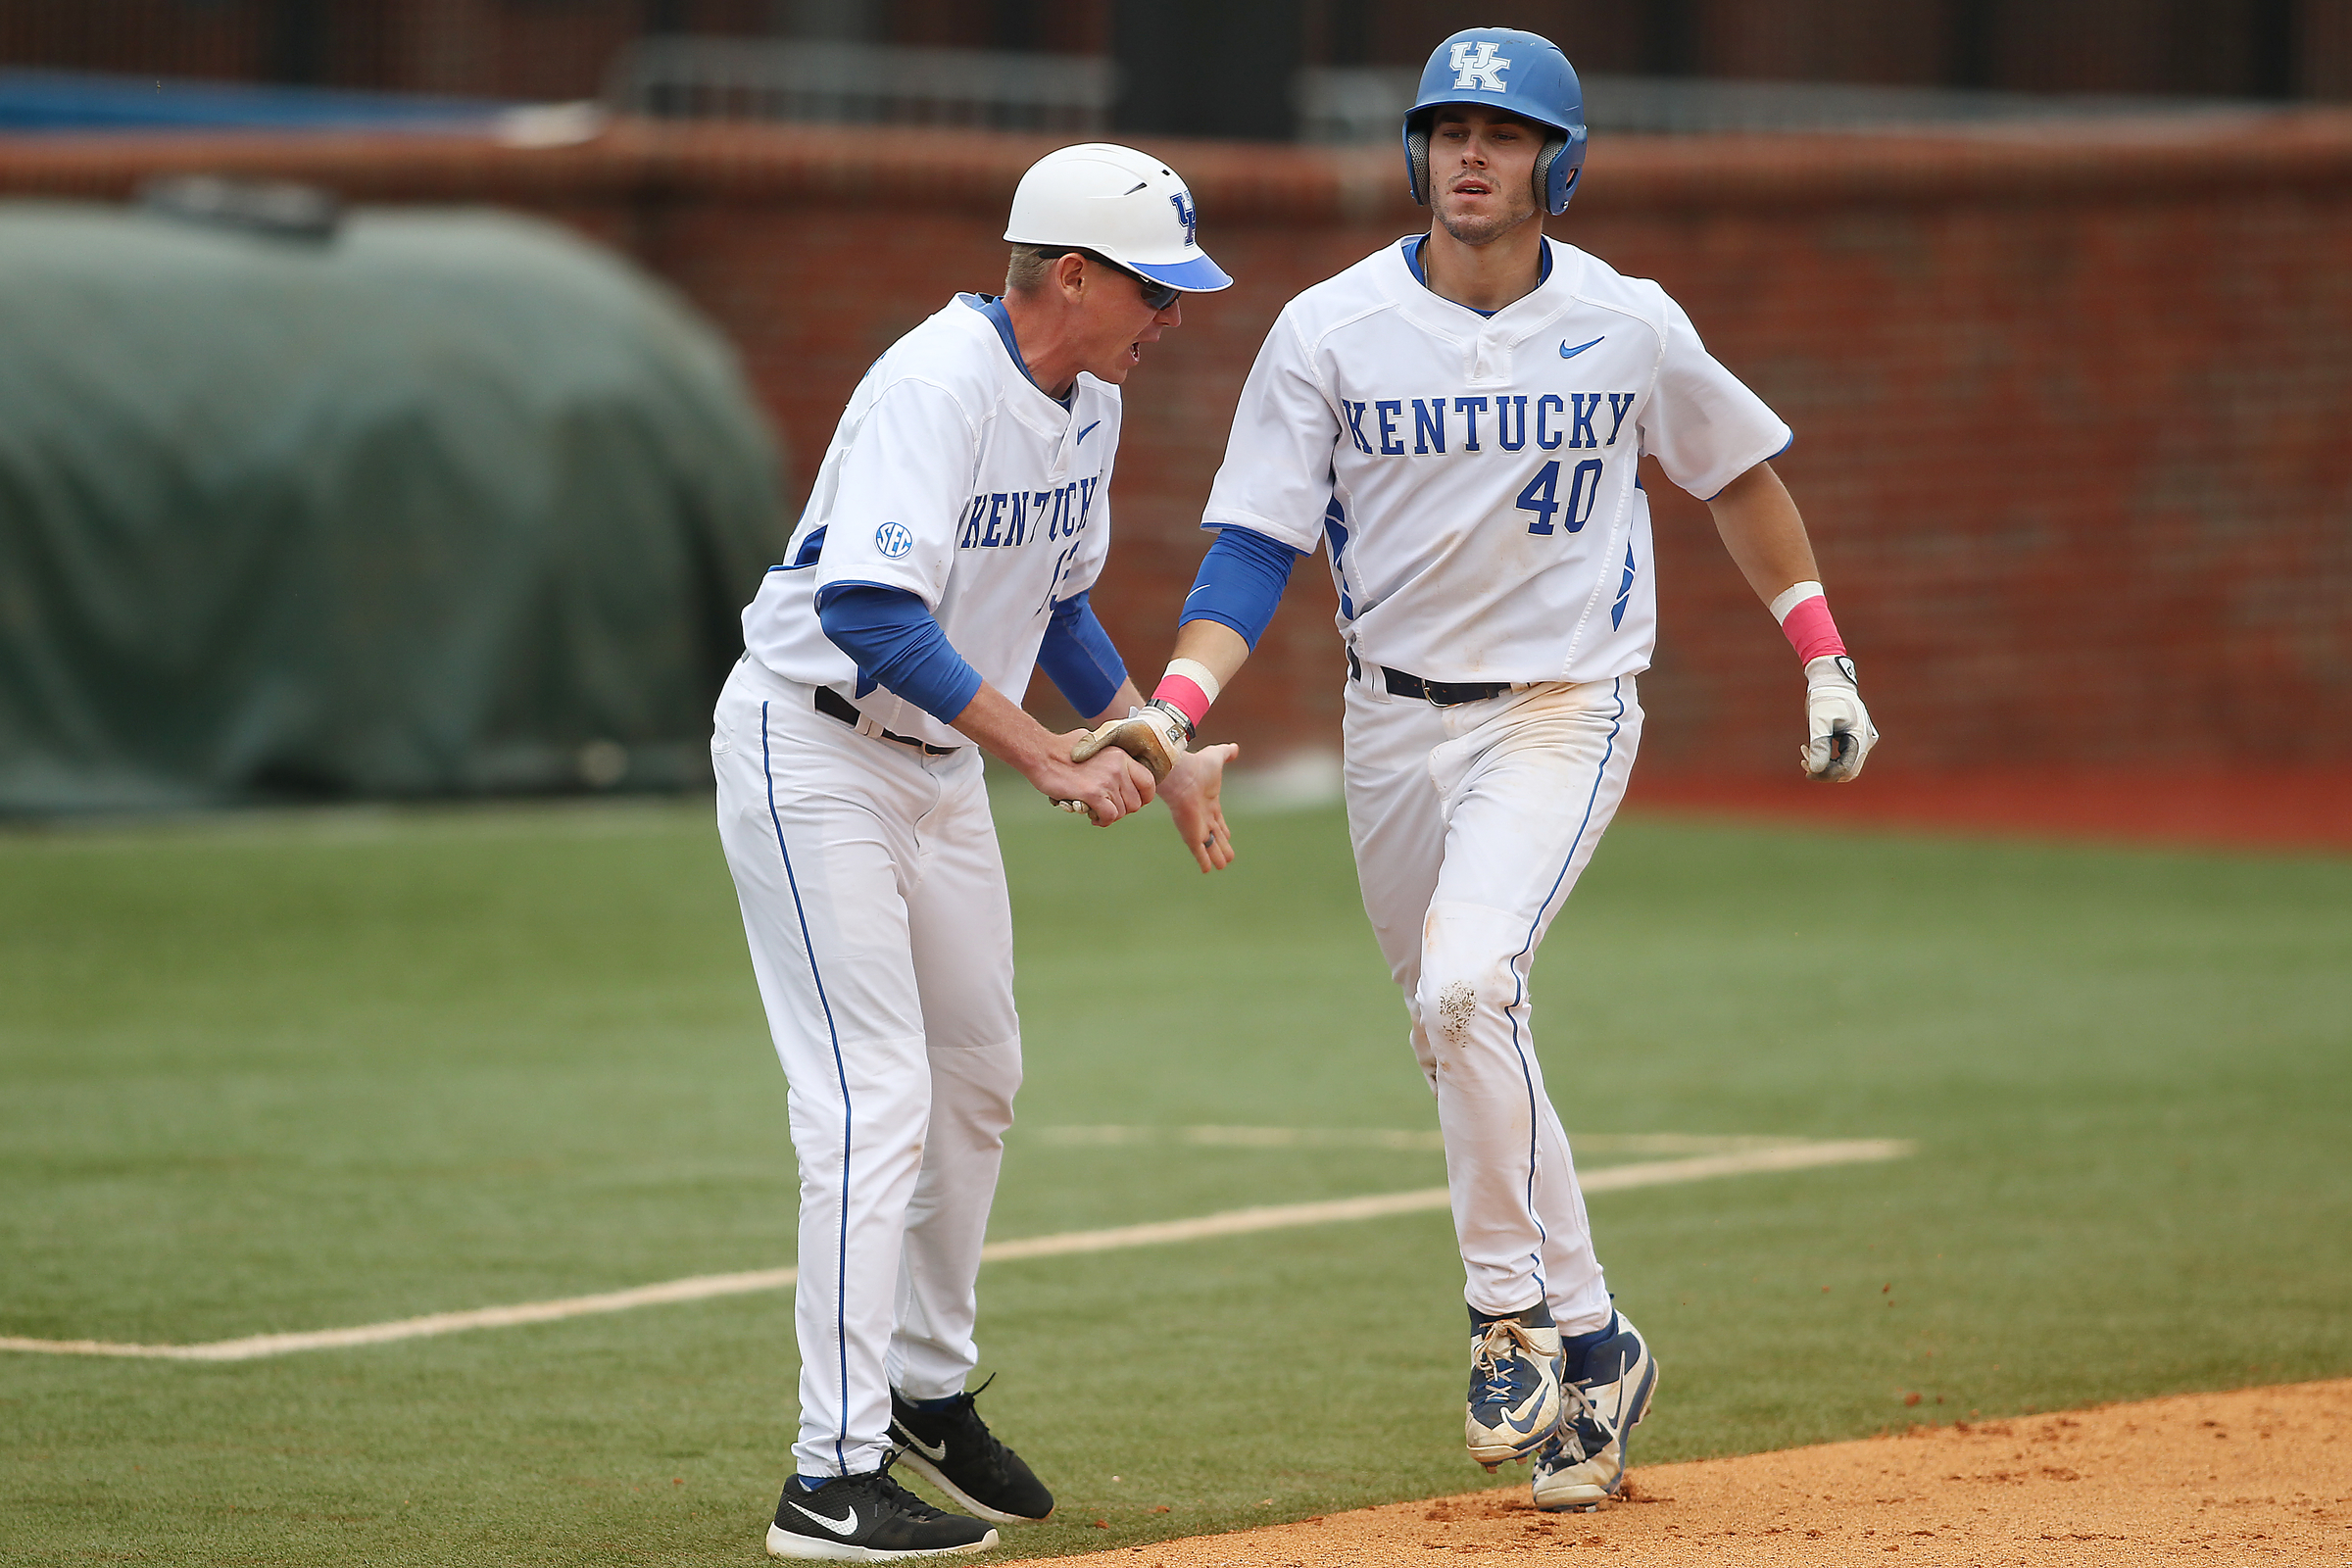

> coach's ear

[{"left": 1054, "top": 252, "right": 1090, "bottom": 305}]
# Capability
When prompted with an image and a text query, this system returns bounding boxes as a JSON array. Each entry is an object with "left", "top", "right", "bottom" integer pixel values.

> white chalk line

[
  {"left": 1033, "top": 1126, "right": 1817, "bottom": 1155},
  {"left": 0, "top": 1137, "right": 1911, "bottom": 1363}
]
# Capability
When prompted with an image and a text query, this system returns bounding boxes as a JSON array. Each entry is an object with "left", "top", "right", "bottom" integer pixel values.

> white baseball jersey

[
  {"left": 744, "top": 294, "right": 1119, "bottom": 748},
  {"left": 1200, "top": 236, "right": 1788, "bottom": 685}
]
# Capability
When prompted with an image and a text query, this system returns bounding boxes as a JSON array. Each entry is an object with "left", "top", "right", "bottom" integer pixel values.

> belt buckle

[
  {"left": 1423, "top": 678, "right": 1469, "bottom": 709},
  {"left": 1430, "top": 678, "right": 1504, "bottom": 710}
]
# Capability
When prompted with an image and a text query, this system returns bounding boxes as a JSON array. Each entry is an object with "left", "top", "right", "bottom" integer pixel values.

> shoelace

[
  {"left": 1470, "top": 1319, "right": 1545, "bottom": 1406},
  {"left": 852, "top": 1452, "right": 949, "bottom": 1522},
  {"left": 937, "top": 1403, "right": 1014, "bottom": 1478},
  {"left": 1547, "top": 1380, "right": 1609, "bottom": 1461}
]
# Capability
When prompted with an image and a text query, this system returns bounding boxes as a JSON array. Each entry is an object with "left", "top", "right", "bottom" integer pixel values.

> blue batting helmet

[{"left": 1403, "top": 27, "right": 1588, "bottom": 216}]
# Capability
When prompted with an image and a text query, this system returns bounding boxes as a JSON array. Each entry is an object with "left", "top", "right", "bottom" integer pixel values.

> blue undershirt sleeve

[
  {"left": 1036, "top": 591, "right": 1129, "bottom": 720},
  {"left": 814, "top": 583, "right": 986, "bottom": 725},
  {"left": 1180, "top": 526, "right": 1304, "bottom": 650}
]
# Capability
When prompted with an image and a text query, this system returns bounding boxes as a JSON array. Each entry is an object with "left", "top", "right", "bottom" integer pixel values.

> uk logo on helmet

[
  {"left": 1449, "top": 41, "right": 1511, "bottom": 92},
  {"left": 1169, "top": 190, "right": 1198, "bottom": 247}
]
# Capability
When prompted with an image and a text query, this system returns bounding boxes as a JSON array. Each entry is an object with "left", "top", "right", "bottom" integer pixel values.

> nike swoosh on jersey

[
  {"left": 1075, "top": 420, "right": 1102, "bottom": 444},
  {"left": 789, "top": 1499, "right": 861, "bottom": 1537},
  {"left": 1558, "top": 336, "right": 1605, "bottom": 360}
]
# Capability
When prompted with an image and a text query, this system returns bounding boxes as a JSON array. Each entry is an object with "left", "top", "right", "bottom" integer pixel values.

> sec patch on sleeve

[{"left": 875, "top": 521, "right": 914, "bottom": 559}]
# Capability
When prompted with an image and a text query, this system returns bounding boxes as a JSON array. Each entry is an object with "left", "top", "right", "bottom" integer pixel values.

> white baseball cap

[{"left": 1003, "top": 142, "right": 1232, "bottom": 294}]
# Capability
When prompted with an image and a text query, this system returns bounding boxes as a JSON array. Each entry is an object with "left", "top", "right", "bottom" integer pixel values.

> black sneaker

[
  {"left": 764, "top": 1462, "right": 998, "bottom": 1560},
  {"left": 889, "top": 1381, "right": 1055, "bottom": 1524}
]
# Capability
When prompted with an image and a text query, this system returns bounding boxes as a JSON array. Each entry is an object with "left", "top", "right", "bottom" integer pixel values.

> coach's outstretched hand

[{"left": 1160, "top": 743, "right": 1240, "bottom": 872}]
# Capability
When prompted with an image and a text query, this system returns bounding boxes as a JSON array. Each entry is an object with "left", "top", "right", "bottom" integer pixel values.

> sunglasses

[{"left": 1036, "top": 249, "right": 1181, "bottom": 312}]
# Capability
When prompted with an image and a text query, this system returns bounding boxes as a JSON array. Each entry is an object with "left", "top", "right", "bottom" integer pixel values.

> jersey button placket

[{"left": 1471, "top": 332, "right": 1504, "bottom": 387}]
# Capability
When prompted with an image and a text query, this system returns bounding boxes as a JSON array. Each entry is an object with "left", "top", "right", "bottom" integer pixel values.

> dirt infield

[{"left": 1005, "top": 1381, "right": 2352, "bottom": 1566}]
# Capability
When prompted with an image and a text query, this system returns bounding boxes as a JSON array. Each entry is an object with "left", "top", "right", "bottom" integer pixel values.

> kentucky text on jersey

[
  {"left": 742, "top": 294, "right": 1118, "bottom": 750},
  {"left": 1197, "top": 235, "right": 1790, "bottom": 688},
  {"left": 956, "top": 476, "right": 1100, "bottom": 549},
  {"left": 1339, "top": 393, "right": 1639, "bottom": 455}
]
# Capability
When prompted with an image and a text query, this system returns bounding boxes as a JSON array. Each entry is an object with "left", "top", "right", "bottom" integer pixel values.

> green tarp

[{"left": 0, "top": 200, "right": 784, "bottom": 812}]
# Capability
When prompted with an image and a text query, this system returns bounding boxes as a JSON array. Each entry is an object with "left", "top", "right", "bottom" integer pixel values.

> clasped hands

[{"left": 1036, "top": 704, "right": 1238, "bottom": 872}]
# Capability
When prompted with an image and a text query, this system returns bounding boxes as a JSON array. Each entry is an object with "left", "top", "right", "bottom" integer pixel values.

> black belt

[
  {"left": 813, "top": 685, "right": 961, "bottom": 756},
  {"left": 1380, "top": 666, "right": 1512, "bottom": 707}
]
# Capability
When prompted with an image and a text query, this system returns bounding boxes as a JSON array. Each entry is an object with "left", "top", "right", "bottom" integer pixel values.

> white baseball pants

[
  {"left": 711, "top": 656, "right": 1022, "bottom": 1480},
  {"left": 1342, "top": 670, "right": 1644, "bottom": 1334}
]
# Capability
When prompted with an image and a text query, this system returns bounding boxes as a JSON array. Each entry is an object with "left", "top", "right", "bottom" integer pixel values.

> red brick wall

[{"left": 4, "top": 117, "right": 2347, "bottom": 776}]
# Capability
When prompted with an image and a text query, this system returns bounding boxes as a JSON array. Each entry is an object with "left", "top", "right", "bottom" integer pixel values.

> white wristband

[{"left": 1768, "top": 580, "right": 1826, "bottom": 625}]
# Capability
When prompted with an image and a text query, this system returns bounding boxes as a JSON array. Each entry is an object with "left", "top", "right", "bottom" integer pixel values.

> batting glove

[
  {"left": 1070, "top": 700, "right": 1190, "bottom": 783},
  {"left": 1801, "top": 655, "right": 1878, "bottom": 782}
]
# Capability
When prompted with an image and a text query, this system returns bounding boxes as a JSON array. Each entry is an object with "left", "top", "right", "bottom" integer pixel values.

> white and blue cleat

[
  {"left": 1531, "top": 1310, "right": 1659, "bottom": 1511},
  {"left": 1463, "top": 1302, "right": 1566, "bottom": 1469}
]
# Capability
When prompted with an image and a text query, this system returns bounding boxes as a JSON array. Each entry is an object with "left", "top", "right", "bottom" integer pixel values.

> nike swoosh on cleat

[
  {"left": 1075, "top": 420, "right": 1102, "bottom": 444},
  {"left": 896, "top": 1426, "right": 950, "bottom": 1463},
  {"left": 1558, "top": 336, "right": 1604, "bottom": 360},
  {"left": 788, "top": 1500, "right": 860, "bottom": 1537}
]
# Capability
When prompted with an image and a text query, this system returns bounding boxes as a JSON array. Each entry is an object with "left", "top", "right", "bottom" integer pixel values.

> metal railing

[
  {"left": 606, "top": 36, "right": 1113, "bottom": 132},
  {"left": 606, "top": 39, "right": 2281, "bottom": 142}
]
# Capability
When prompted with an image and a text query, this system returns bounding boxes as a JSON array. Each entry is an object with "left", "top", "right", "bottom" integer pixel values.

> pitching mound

[{"left": 1004, "top": 1379, "right": 2351, "bottom": 1566}]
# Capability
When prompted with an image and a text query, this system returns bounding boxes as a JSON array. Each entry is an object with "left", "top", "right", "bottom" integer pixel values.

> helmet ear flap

[
  {"left": 1404, "top": 112, "right": 1432, "bottom": 206},
  {"left": 1533, "top": 132, "right": 1568, "bottom": 215}
]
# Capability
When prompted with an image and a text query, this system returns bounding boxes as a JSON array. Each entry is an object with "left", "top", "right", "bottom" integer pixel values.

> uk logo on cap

[
  {"left": 1169, "top": 190, "right": 1197, "bottom": 247},
  {"left": 1449, "top": 40, "right": 1511, "bottom": 91},
  {"left": 875, "top": 521, "right": 913, "bottom": 559}
]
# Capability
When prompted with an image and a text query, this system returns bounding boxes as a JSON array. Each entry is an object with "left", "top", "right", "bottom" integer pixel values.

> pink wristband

[
  {"left": 1778, "top": 595, "right": 1846, "bottom": 665},
  {"left": 1152, "top": 674, "right": 1213, "bottom": 732}
]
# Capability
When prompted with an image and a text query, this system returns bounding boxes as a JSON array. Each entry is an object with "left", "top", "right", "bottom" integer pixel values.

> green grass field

[{"left": 3, "top": 791, "right": 2348, "bottom": 1566}]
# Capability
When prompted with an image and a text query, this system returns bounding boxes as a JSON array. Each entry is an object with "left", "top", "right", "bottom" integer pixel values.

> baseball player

[
  {"left": 1077, "top": 27, "right": 1877, "bottom": 1512},
  {"left": 713, "top": 143, "right": 1238, "bottom": 1560}
]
